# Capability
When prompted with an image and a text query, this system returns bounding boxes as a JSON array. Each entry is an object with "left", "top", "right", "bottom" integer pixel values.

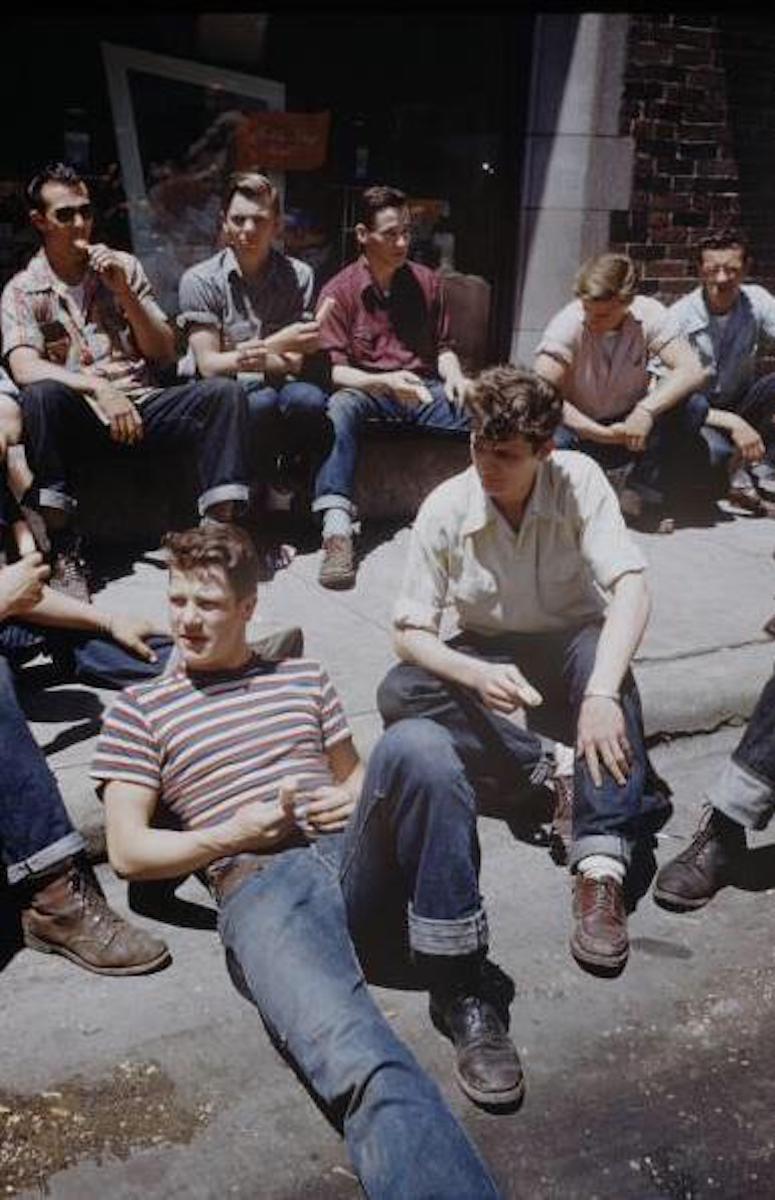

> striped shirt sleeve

[
  {"left": 317, "top": 665, "right": 351, "bottom": 750},
  {"left": 91, "top": 690, "right": 162, "bottom": 792}
]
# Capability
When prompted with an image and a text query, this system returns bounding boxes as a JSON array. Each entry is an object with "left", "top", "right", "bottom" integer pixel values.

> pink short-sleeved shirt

[{"left": 536, "top": 296, "right": 675, "bottom": 420}]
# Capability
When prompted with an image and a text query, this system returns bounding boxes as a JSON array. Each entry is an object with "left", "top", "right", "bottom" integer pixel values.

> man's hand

[
  {"left": 619, "top": 406, "right": 654, "bottom": 453},
  {"left": 267, "top": 321, "right": 322, "bottom": 357},
  {"left": 92, "top": 381, "right": 144, "bottom": 445},
  {"left": 442, "top": 370, "right": 469, "bottom": 411},
  {"left": 0, "top": 553, "right": 49, "bottom": 617},
  {"left": 729, "top": 415, "right": 765, "bottom": 464},
  {"left": 376, "top": 370, "right": 433, "bottom": 408},
  {"left": 226, "top": 787, "right": 297, "bottom": 854},
  {"left": 85, "top": 243, "right": 131, "bottom": 298},
  {"left": 235, "top": 338, "right": 268, "bottom": 373},
  {"left": 12, "top": 519, "right": 37, "bottom": 558},
  {"left": 576, "top": 695, "right": 631, "bottom": 787},
  {"left": 102, "top": 613, "right": 164, "bottom": 663},
  {"left": 299, "top": 783, "right": 358, "bottom": 834},
  {"left": 472, "top": 661, "right": 543, "bottom": 713}
]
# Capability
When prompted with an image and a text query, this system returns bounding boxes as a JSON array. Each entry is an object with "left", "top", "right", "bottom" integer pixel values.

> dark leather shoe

[
  {"left": 429, "top": 992, "right": 525, "bottom": 1109},
  {"left": 21, "top": 860, "right": 171, "bottom": 976},
  {"left": 570, "top": 875, "right": 629, "bottom": 975},
  {"left": 653, "top": 807, "right": 746, "bottom": 910}
]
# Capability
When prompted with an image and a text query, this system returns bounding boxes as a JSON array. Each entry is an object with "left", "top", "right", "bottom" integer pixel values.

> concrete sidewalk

[{"left": 5, "top": 504, "right": 775, "bottom": 1199}]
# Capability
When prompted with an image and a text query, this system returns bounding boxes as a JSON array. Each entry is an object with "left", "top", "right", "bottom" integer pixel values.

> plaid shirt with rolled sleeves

[{"left": 0, "top": 248, "right": 168, "bottom": 404}]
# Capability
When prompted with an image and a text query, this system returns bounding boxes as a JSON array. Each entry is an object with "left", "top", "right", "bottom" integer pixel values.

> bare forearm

[
  {"left": 585, "top": 572, "right": 650, "bottom": 697},
  {"left": 638, "top": 364, "right": 705, "bottom": 418},
  {"left": 394, "top": 626, "right": 481, "bottom": 690},
  {"left": 119, "top": 289, "right": 174, "bottom": 363},
  {"left": 562, "top": 400, "right": 610, "bottom": 440},
  {"left": 9, "top": 354, "right": 97, "bottom": 395},
  {"left": 108, "top": 820, "right": 238, "bottom": 881},
  {"left": 331, "top": 364, "right": 387, "bottom": 392},
  {"left": 196, "top": 347, "right": 242, "bottom": 378},
  {"left": 21, "top": 586, "right": 110, "bottom": 633}
]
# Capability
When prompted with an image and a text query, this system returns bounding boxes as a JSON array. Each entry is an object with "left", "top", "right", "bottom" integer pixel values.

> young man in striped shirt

[{"left": 93, "top": 523, "right": 501, "bottom": 1199}]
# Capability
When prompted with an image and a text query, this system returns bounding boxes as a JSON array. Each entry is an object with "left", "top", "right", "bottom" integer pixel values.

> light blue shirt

[{"left": 664, "top": 284, "right": 775, "bottom": 408}]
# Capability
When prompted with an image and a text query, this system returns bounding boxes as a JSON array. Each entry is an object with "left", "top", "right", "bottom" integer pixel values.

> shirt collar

[
  {"left": 224, "top": 245, "right": 279, "bottom": 287},
  {"left": 460, "top": 460, "right": 554, "bottom": 538},
  {"left": 20, "top": 247, "right": 86, "bottom": 295},
  {"left": 679, "top": 285, "right": 746, "bottom": 334}
]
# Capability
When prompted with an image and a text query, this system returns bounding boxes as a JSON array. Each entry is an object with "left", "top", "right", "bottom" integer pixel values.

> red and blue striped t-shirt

[{"left": 91, "top": 656, "right": 351, "bottom": 830}]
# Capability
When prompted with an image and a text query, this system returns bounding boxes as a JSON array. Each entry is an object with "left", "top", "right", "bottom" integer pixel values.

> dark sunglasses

[{"left": 52, "top": 203, "right": 93, "bottom": 224}]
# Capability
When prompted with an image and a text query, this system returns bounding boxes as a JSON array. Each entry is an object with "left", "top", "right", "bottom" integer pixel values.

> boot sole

[
  {"left": 454, "top": 1064, "right": 526, "bottom": 1111},
  {"left": 318, "top": 572, "right": 356, "bottom": 590},
  {"left": 652, "top": 885, "right": 712, "bottom": 912},
  {"left": 24, "top": 932, "right": 172, "bottom": 976},
  {"left": 569, "top": 933, "right": 629, "bottom": 976}
]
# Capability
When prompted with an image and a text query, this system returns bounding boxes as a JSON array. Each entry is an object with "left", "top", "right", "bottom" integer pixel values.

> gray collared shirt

[
  {"left": 664, "top": 283, "right": 775, "bottom": 407},
  {"left": 177, "top": 246, "right": 314, "bottom": 349}
]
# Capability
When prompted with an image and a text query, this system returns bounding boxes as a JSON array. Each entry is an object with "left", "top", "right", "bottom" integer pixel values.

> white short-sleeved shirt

[
  {"left": 393, "top": 452, "right": 647, "bottom": 637},
  {"left": 536, "top": 295, "right": 675, "bottom": 419}
]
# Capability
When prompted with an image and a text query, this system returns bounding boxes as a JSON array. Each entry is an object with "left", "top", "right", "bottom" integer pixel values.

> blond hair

[{"left": 574, "top": 253, "right": 638, "bottom": 301}]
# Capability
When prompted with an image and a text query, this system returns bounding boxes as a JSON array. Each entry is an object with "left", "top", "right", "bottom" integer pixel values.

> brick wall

[{"left": 611, "top": 13, "right": 742, "bottom": 304}]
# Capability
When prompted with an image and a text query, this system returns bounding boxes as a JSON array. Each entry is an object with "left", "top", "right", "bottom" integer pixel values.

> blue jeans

[
  {"left": 244, "top": 380, "right": 332, "bottom": 496},
  {"left": 376, "top": 625, "right": 672, "bottom": 872},
  {"left": 697, "top": 373, "right": 775, "bottom": 476},
  {"left": 554, "top": 393, "right": 720, "bottom": 505},
  {"left": 313, "top": 380, "right": 470, "bottom": 516},
  {"left": 218, "top": 833, "right": 501, "bottom": 1199},
  {"left": 0, "top": 627, "right": 172, "bottom": 884},
  {"left": 708, "top": 667, "right": 775, "bottom": 830},
  {"left": 20, "top": 378, "right": 250, "bottom": 518}
]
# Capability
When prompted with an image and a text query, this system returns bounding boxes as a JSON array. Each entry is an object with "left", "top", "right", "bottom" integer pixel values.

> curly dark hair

[
  {"left": 25, "top": 161, "right": 85, "bottom": 211},
  {"left": 163, "top": 525, "right": 260, "bottom": 598},
  {"left": 697, "top": 227, "right": 749, "bottom": 261},
  {"left": 466, "top": 364, "right": 562, "bottom": 447}
]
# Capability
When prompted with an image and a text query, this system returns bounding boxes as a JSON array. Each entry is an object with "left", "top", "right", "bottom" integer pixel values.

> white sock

[
  {"left": 322, "top": 507, "right": 352, "bottom": 539},
  {"left": 578, "top": 854, "right": 625, "bottom": 884},
  {"left": 554, "top": 742, "right": 574, "bottom": 778}
]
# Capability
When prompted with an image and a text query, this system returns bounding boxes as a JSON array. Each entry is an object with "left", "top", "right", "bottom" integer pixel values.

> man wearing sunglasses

[{"left": 1, "top": 161, "right": 251, "bottom": 597}]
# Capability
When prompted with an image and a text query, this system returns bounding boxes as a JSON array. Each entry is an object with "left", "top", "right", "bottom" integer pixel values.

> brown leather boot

[
  {"left": 21, "top": 860, "right": 171, "bottom": 976},
  {"left": 570, "top": 874, "right": 629, "bottom": 976}
]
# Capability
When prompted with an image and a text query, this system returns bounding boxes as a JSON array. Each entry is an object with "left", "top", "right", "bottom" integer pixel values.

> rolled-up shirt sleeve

[
  {"left": 534, "top": 303, "right": 579, "bottom": 367},
  {"left": 392, "top": 506, "right": 451, "bottom": 634},
  {"left": 1, "top": 280, "right": 45, "bottom": 360},
  {"left": 575, "top": 462, "right": 647, "bottom": 590},
  {"left": 177, "top": 266, "right": 222, "bottom": 333}
]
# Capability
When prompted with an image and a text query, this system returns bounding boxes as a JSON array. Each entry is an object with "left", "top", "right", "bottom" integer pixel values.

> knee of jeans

[
  {"left": 20, "top": 378, "right": 74, "bottom": 412},
  {"left": 374, "top": 718, "right": 461, "bottom": 787},
  {"left": 684, "top": 392, "right": 710, "bottom": 428},
  {"left": 201, "top": 377, "right": 244, "bottom": 407},
  {"left": 377, "top": 665, "right": 420, "bottom": 724},
  {"left": 327, "top": 388, "right": 367, "bottom": 425},
  {"left": 279, "top": 382, "right": 328, "bottom": 417},
  {"left": 246, "top": 386, "right": 280, "bottom": 422},
  {"left": 552, "top": 425, "right": 577, "bottom": 452}
]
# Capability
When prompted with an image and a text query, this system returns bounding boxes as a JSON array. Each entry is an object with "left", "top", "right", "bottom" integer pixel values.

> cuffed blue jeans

[
  {"left": 554, "top": 393, "right": 721, "bottom": 506},
  {"left": 0, "top": 626, "right": 171, "bottom": 885},
  {"left": 20, "top": 377, "right": 251, "bottom": 519},
  {"left": 313, "top": 380, "right": 470, "bottom": 517},
  {"left": 244, "top": 380, "right": 333, "bottom": 498},
  {"left": 708, "top": 667, "right": 775, "bottom": 830},
  {"left": 218, "top": 832, "right": 501, "bottom": 1199},
  {"left": 375, "top": 625, "right": 672, "bottom": 875}
]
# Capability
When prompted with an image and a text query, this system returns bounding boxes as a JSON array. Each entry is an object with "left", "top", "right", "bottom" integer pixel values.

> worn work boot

[
  {"left": 21, "top": 859, "right": 171, "bottom": 976},
  {"left": 429, "top": 991, "right": 525, "bottom": 1110},
  {"left": 548, "top": 773, "right": 573, "bottom": 866},
  {"left": 652, "top": 806, "right": 746, "bottom": 911},
  {"left": 318, "top": 534, "right": 356, "bottom": 590},
  {"left": 570, "top": 874, "right": 629, "bottom": 975}
]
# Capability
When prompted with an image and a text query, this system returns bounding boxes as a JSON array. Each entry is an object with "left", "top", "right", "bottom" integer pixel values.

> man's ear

[
  {"left": 354, "top": 222, "right": 368, "bottom": 249},
  {"left": 240, "top": 591, "right": 258, "bottom": 624},
  {"left": 30, "top": 209, "right": 46, "bottom": 235}
]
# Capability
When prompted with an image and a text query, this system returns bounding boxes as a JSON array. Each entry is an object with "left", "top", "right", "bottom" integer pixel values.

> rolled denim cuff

[
  {"left": 38, "top": 487, "right": 77, "bottom": 514},
  {"left": 708, "top": 757, "right": 775, "bottom": 831},
  {"left": 311, "top": 493, "right": 357, "bottom": 518},
  {"left": 408, "top": 903, "right": 489, "bottom": 957},
  {"left": 197, "top": 483, "right": 250, "bottom": 517},
  {"left": 569, "top": 833, "right": 633, "bottom": 872},
  {"left": 7, "top": 830, "right": 85, "bottom": 886}
]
